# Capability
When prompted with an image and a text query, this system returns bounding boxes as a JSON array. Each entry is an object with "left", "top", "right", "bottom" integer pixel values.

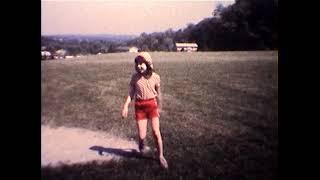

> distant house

[
  {"left": 175, "top": 43, "right": 198, "bottom": 52},
  {"left": 41, "top": 51, "right": 52, "bottom": 60},
  {"left": 65, "top": 55, "right": 74, "bottom": 59},
  {"left": 53, "top": 49, "right": 67, "bottom": 59},
  {"left": 114, "top": 46, "right": 139, "bottom": 53},
  {"left": 129, "top": 46, "right": 139, "bottom": 53}
]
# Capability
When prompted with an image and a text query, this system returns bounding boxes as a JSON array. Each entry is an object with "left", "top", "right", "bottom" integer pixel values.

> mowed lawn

[{"left": 41, "top": 51, "right": 278, "bottom": 180}]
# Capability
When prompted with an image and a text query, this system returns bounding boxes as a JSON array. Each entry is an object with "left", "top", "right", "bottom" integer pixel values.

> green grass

[{"left": 41, "top": 51, "right": 278, "bottom": 180}]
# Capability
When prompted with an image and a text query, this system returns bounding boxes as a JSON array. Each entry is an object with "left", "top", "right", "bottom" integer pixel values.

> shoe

[
  {"left": 159, "top": 156, "right": 168, "bottom": 169},
  {"left": 140, "top": 145, "right": 151, "bottom": 155}
]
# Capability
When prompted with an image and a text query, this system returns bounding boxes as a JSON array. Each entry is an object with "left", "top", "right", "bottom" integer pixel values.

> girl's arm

[
  {"left": 155, "top": 85, "right": 162, "bottom": 112},
  {"left": 122, "top": 84, "right": 134, "bottom": 119},
  {"left": 121, "top": 95, "right": 132, "bottom": 118}
]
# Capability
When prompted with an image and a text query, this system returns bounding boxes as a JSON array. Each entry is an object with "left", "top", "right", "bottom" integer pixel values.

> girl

[{"left": 121, "top": 52, "right": 168, "bottom": 169}]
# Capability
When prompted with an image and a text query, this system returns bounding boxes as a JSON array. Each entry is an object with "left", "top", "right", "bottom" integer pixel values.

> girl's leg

[
  {"left": 136, "top": 119, "right": 148, "bottom": 152},
  {"left": 151, "top": 117, "right": 168, "bottom": 169}
]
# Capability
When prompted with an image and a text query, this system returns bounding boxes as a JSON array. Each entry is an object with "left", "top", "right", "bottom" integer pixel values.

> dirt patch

[{"left": 41, "top": 125, "right": 138, "bottom": 167}]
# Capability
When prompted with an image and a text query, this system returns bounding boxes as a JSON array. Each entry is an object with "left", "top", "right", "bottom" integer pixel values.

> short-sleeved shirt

[{"left": 129, "top": 72, "right": 160, "bottom": 100}]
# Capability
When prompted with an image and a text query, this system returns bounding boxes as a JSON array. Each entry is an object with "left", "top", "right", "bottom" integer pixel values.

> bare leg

[
  {"left": 136, "top": 119, "right": 148, "bottom": 152},
  {"left": 151, "top": 117, "right": 168, "bottom": 169}
]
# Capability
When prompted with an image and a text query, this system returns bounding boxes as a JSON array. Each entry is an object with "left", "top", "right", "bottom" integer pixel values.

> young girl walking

[{"left": 121, "top": 52, "right": 168, "bottom": 169}]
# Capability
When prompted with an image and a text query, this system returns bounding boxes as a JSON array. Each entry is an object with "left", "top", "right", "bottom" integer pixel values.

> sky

[{"left": 41, "top": 0, "right": 235, "bottom": 35}]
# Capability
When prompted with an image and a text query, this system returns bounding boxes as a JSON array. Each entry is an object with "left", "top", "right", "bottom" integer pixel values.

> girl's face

[{"left": 135, "top": 58, "right": 147, "bottom": 74}]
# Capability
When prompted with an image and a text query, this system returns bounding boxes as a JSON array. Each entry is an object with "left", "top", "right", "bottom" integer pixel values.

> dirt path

[{"left": 41, "top": 125, "right": 138, "bottom": 167}]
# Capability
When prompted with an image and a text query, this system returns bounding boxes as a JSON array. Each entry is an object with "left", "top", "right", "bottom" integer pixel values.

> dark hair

[
  {"left": 135, "top": 56, "right": 154, "bottom": 77},
  {"left": 144, "top": 63, "right": 154, "bottom": 77}
]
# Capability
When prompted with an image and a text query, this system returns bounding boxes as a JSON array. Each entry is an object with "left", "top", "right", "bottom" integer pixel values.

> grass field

[{"left": 41, "top": 51, "right": 278, "bottom": 180}]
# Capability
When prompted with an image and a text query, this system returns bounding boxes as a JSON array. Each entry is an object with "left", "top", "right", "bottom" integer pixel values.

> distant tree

[
  {"left": 141, "top": 44, "right": 149, "bottom": 51},
  {"left": 164, "top": 28, "right": 175, "bottom": 38},
  {"left": 107, "top": 43, "right": 117, "bottom": 53},
  {"left": 163, "top": 37, "right": 174, "bottom": 51},
  {"left": 213, "top": 3, "right": 225, "bottom": 17},
  {"left": 85, "top": 0, "right": 278, "bottom": 52},
  {"left": 150, "top": 37, "right": 159, "bottom": 51}
]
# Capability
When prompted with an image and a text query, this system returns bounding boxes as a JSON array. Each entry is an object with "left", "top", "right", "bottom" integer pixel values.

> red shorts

[{"left": 135, "top": 98, "right": 159, "bottom": 120}]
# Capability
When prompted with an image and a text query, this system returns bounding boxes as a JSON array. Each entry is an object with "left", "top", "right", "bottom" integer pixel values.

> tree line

[
  {"left": 41, "top": 0, "right": 278, "bottom": 56},
  {"left": 132, "top": 0, "right": 278, "bottom": 51}
]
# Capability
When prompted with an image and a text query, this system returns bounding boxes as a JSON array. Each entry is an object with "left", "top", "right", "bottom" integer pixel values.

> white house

[
  {"left": 41, "top": 51, "right": 52, "bottom": 60},
  {"left": 129, "top": 46, "right": 139, "bottom": 53},
  {"left": 175, "top": 43, "right": 198, "bottom": 52},
  {"left": 65, "top": 55, "right": 74, "bottom": 59},
  {"left": 115, "top": 46, "right": 139, "bottom": 53},
  {"left": 41, "top": 51, "right": 51, "bottom": 57},
  {"left": 54, "top": 49, "right": 67, "bottom": 59}
]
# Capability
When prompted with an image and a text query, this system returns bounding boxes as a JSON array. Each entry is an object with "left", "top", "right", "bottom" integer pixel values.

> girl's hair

[{"left": 135, "top": 56, "right": 154, "bottom": 77}]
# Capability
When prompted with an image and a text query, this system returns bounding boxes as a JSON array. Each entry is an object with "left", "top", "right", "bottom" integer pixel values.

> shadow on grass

[
  {"left": 42, "top": 141, "right": 277, "bottom": 180},
  {"left": 42, "top": 146, "right": 161, "bottom": 180},
  {"left": 89, "top": 145, "right": 156, "bottom": 161}
]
